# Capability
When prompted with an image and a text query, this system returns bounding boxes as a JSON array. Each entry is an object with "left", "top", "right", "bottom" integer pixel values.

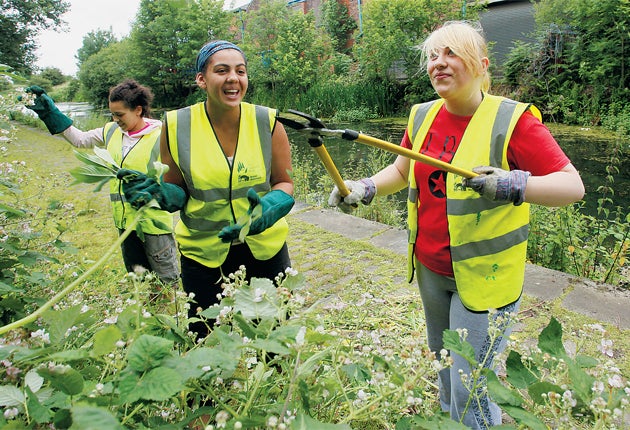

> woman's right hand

[{"left": 328, "top": 179, "right": 376, "bottom": 213}]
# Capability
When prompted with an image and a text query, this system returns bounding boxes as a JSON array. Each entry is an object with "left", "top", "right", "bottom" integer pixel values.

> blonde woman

[{"left": 328, "top": 21, "right": 584, "bottom": 428}]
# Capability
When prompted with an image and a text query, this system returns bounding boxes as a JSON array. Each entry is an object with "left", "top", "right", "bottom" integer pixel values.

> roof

[{"left": 223, "top": 0, "right": 252, "bottom": 12}]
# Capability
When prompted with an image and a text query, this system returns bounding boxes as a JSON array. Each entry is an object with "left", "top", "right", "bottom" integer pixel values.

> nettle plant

[
  {"left": 1, "top": 84, "right": 629, "bottom": 429},
  {"left": 0, "top": 265, "right": 441, "bottom": 429}
]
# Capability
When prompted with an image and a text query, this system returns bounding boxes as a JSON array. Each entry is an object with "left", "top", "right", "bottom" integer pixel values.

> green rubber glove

[
  {"left": 219, "top": 188, "right": 295, "bottom": 242},
  {"left": 21, "top": 86, "right": 73, "bottom": 134},
  {"left": 116, "top": 169, "right": 187, "bottom": 212}
]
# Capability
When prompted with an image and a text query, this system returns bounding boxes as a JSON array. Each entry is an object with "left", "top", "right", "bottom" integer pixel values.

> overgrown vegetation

[
  {"left": 1, "top": 100, "right": 629, "bottom": 427},
  {"left": 501, "top": 0, "right": 630, "bottom": 128},
  {"left": 1, "top": 0, "right": 629, "bottom": 426}
]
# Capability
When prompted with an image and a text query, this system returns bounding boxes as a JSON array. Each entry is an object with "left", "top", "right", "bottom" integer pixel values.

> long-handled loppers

[
  {"left": 277, "top": 110, "right": 351, "bottom": 196},
  {"left": 277, "top": 109, "right": 477, "bottom": 179}
]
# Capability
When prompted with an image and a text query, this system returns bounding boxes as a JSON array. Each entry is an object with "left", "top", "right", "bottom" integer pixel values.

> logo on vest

[{"left": 237, "top": 161, "right": 262, "bottom": 183}]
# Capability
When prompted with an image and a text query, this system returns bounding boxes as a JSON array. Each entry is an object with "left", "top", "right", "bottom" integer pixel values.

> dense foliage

[
  {"left": 0, "top": 0, "right": 70, "bottom": 75},
  {"left": 501, "top": 0, "right": 630, "bottom": 126}
]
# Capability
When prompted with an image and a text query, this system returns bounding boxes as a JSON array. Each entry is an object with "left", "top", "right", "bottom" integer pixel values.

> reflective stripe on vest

[
  {"left": 104, "top": 122, "right": 173, "bottom": 234},
  {"left": 167, "top": 102, "right": 288, "bottom": 267},
  {"left": 407, "top": 94, "right": 540, "bottom": 310}
]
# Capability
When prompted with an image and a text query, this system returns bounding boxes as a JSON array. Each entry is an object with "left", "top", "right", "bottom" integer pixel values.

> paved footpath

[{"left": 289, "top": 202, "right": 630, "bottom": 330}]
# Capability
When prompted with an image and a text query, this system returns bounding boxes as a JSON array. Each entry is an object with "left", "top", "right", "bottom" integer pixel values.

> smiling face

[
  {"left": 108, "top": 101, "right": 144, "bottom": 133},
  {"left": 195, "top": 48, "right": 248, "bottom": 112}
]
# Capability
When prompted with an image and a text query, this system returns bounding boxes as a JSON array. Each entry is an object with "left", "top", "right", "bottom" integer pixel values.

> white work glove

[
  {"left": 462, "top": 166, "right": 531, "bottom": 206},
  {"left": 328, "top": 178, "right": 376, "bottom": 213}
]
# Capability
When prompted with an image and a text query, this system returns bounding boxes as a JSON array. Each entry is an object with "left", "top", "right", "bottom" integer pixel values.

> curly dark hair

[{"left": 108, "top": 79, "right": 154, "bottom": 118}]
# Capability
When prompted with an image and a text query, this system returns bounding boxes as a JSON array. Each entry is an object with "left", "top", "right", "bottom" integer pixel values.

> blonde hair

[{"left": 420, "top": 20, "right": 490, "bottom": 92}]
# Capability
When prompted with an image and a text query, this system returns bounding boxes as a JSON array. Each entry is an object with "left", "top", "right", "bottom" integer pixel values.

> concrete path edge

[{"left": 290, "top": 202, "right": 630, "bottom": 330}]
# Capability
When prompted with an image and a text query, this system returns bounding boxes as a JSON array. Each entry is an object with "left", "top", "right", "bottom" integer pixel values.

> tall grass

[{"left": 249, "top": 77, "right": 402, "bottom": 120}]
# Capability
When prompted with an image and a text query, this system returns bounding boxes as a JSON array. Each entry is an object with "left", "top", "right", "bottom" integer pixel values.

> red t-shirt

[{"left": 401, "top": 105, "right": 570, "bottom": 276}]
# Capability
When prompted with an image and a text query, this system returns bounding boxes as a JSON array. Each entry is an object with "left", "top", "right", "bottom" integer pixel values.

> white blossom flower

[
  {"left": 253, "top": 288, "right": 266, "bottom": 302},
  {"left": 608, "top": 374, "right": 624, "bottom": 389},
  {"left": 215, "top": 410, "right": 229, "bottom": 428},
  {"left": 3, "top": 407, "right": 19, "bottom": 419},
  {"left": 30, "top": 329, "right": 50, "bottom": 344},
  {"left": 562, "top": 390, "right": 577, "bottom": 407}
]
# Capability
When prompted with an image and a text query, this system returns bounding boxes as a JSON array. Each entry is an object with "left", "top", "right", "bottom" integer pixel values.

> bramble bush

[{"left": 2, "top": 81, "right": 629, "bottom": 429}]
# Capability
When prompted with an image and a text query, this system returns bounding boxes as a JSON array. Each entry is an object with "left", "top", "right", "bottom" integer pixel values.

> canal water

[
  {"left": 286, "top": 119, "right": 629, "bottom": 218},
  {"left": 59, "top": 103, "right": 628, "bottom": 218}
]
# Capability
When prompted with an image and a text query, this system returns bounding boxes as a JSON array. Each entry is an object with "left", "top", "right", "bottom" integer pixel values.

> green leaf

[
  {"left": 37, "top": 365, "right": 84, "bottom": 396},
  {"left": 93, "top": 146, "right": 119, "bottom": 169},
  {"left": 232, "top": 312, "right": 263, "bottom": 339},
  {"left": 538, "top": 317, "right": 567, "bottom": 358},
  {"left": 172, "top": 347, "right": 239, "bottom": 380},
  {"left": 528, "top": 381, "right": 563, "bottom": 405},
  {"left": 25, "top": 385, "right": 52, "bottom": 424},
  {"left": 291, "top": 413, "right": 352, "bottom": 429},
  {"left": 42, "top": 303, "right": 95, "bottom": 344},
  {"left": 70, "top": 404, "right": 124, "bottom": 430},
  {"left": 49, "top": 349, "right": 89, "bottom": 362},
  {"left": 406, "top": 412, "right": 470, "bottom": 429},
  {"left": 147, "top": 161, "right": 170, "bottom": 180},
  {"left": 567, "top": 361, "right": 596, "bottom": 404},
  {"left": 25, "top": 369, "right": 44, "bottom": 393},
  {"left": 233, "top": 277, "right": 281, "bottom": 320},
  {"left": 118, "top": 366, "right": 185, "bottom": 402},
  {"left": 90, "top": 325, "right": 123, "bottom": 358},
  {"left": 442, "top": 329, "right": 477, "bottom": 366},
  {"left": 505, "top": 350, "right": 540, "bottom": 389},
  {"left": 69, "top": 164, "right": 116, "bottom": 185},
  {"left": 126, "top": 334, "right": 174, "bottom": 372},
  {"left": 484, "top": 368, "right": 523, "bottom": 407},
  {"left": 0, "top": 385, "right": 25, "bottom": 406},
  {"left": 250, "top": 338, "right": 291, "bottom": 355},
  {"left": 501, "top": 405, "right": 548, "bottom": 430},
  {"left": 73, "top": 148, "right": 118, "bottom": 172},
  {"left": 0, "top": 202, "right": 26, "bottom": 217},
  {"left": 238, "top": 213, "right": 253, "bottom": 242},
  {"left": 341, "top": 362, "right": 372, "bottom": 383}
]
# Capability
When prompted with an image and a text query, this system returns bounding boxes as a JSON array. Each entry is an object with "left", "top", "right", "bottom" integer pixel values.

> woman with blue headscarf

[{"left": 118, "top": 40, "right": 295, "bottom": 338}]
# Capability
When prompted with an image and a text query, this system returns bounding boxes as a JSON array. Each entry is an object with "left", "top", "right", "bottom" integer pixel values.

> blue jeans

[{"left": 416, "top": 262, "right": 520, "bottom": 429}]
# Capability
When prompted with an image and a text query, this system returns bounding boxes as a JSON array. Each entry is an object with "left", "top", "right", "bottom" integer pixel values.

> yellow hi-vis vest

[
  {"left": 105, "top": 122, "right": 174, "bottom": 234},
  {"left": 406, "top": 94, "right": 542, "bottom": 311},
  {"left": 166, "top": 101, "right": 288, "bottom": 268}
]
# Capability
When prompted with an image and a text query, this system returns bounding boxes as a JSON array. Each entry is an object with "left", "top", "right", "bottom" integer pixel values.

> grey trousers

[
  {"left": 416, "top": 262, "right": 520, "bottom": 429},
  {"left": 120, "top": 230, "right": 180, "bottom": 284}
]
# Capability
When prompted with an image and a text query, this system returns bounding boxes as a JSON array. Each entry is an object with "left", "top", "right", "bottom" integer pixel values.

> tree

[
  {"left": 76, "top": 29, "right": 117, "bottom": 69},
  {"left": 321, "top": 0, "right": 357, "bottom": 55},
  {"left": 243, "top": 0, "right": 333, "bottom": 105},
  {"left": 77, "top": 40, "right": 134, "bottom": 107},
  {"left": 39, "top": 66, "right": 66, "bottom": 85},
  {"left": 354, "top": 0, "right": 481, "bottom": 81},
  {"left": 502, "top": 0, "right": 630, "bottom": 124},
  {"left": 0, "top": 0, "right": 70, "bottom": 74},
  {"left": 128, "top": 0, "right": 231, "bottom": 107}
]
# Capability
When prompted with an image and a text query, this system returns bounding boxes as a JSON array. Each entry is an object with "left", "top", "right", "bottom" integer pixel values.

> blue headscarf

[{"left": 195, "top": 41, "right": 246, "bottom": 73}]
